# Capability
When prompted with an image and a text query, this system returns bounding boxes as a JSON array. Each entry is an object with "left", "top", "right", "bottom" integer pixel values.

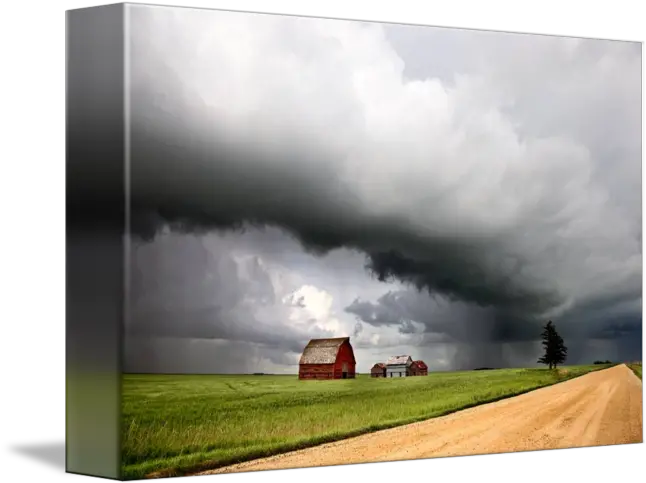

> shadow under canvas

[{"left": 11, "top": 442, "right": 66, "bottom": 471}]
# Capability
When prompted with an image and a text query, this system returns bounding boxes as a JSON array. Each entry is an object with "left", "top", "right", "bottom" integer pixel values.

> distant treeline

[
  {"left": 473, "top": 367, "right": 495, "bottom": 371},
  {"left": 593, "top": 360, "right": 613, "bottom": 365}
]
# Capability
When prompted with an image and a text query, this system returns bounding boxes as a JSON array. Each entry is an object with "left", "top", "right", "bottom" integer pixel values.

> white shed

[{"left": 385, "top": 355, "right": 413, "bottom": 378}]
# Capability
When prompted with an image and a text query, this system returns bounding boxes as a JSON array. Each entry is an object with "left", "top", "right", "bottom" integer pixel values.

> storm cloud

[
  {"left": 125, "top": 230, "right": 342, "bottom": 373},
  {"left": 115, "top": 5, "right": 641, "bottom": 372}
]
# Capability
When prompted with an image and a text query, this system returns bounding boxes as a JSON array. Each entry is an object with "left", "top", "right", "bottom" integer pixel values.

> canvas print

[{"left": 65, "top": 2, "right": 642, "bottom": 480}]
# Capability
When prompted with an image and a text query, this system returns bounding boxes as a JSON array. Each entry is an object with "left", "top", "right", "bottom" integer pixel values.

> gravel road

[{"left": 195, "top": 364, "right": 642, "bottom": 475}]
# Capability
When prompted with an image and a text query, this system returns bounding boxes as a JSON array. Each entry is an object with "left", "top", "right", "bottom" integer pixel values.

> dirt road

[{"left": 196, "top": 364, "right": 642, "bottom": 475}]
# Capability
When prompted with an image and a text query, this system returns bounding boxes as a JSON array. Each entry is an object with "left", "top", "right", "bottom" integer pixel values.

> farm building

[
  {"left": 409, "top": 360, "right": 428, "bottom": 376},
  {"left": 371, "top": 363, "right": 387, "bottom": 378},
  {"left": 299, "top": 337, "right": 356, "bottom": 380},
  {"left": 386, "top": 355, "right": 413, "bottom": 378}
]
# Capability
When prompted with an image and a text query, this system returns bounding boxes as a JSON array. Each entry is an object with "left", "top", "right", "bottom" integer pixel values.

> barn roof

[
  {"left": 371, "top": 363, "right": 386, "bottom": 369},
  {"left": 412, "top": 360, "right": 428, "bottom": 369},
  {"left": 299, "top": 337, "right": 351, "bottom": 365},
  {"left": 386, "top": 355, "right": 412, "bottom": 366}
]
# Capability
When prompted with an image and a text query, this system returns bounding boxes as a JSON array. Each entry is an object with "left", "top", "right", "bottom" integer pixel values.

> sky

[{"left": 122, "top": 4, "right": 642, "bottom": 374}]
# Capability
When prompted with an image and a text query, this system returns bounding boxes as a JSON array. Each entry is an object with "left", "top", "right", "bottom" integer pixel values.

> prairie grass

[
  {"left": 121, "top": 364, "right": 608, "bottom": 479},
  {"left": 628, "top": 362, "right": 642, "bottom": 379}
]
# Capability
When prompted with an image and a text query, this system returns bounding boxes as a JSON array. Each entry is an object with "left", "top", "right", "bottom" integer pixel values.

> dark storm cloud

[
  {"left": 124, "top": 7, "right": 565, "bottom": 318},
  {"left": 346, "top": 287, "right": 642, "bottom": 367},
  {"left": 127, "top": 306, "right": 305, "bottom": 354},
  {"left": 345, "top": 289, "right": 549, "bottom": 369},
  {"left": 112, "top": 5, "right": 641, "bottom": 371},
  {"left": 123, "top": 337, "right": 301, "bottom": 374},
  {"left": 345, "top": 290, "right": 542, "bottom": 344},
  {"left": 593, "top": 317, "right": 642, "bottom": 340},
  {"left": 124, "top": 232, "right": 334, "bottom": 372}
]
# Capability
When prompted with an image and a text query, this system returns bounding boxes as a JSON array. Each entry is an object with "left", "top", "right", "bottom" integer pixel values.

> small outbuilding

[
  {"left": 386, "top": 355, "right": 413, "bottom": 378},
  {"left": 409, "top": 360, "right": 428, "bottom": 376},
  {"left": 299, "top": 337, "right": 356, "bottom": 380},
  {"left": 371, "top": 363, "right": 387, "bottom": 378}
]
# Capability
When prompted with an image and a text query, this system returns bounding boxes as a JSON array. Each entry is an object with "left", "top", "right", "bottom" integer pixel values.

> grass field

[
  {"left": 122, "top": 364, "right": 610, "bottom": 479},
  {"left": 628, "top": 362, "right": 642, "bottom": 379}
]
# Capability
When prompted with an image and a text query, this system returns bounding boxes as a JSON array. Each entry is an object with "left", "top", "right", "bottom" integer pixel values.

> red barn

[
  {"left": 299, "top": 337, "right": 356, "bottom": 380},
  {"left": 371, "top": 363, "right": 386, "bottom": 377},
  {"left": 410, "top": 360, "right": 428, "bottom": 376}
]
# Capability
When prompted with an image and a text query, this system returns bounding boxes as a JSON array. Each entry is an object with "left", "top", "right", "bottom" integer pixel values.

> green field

[
  {"left": 122, "top": 364, "right": 610, "bottom": 479},
  {"left": 628, "top": 363, "right": 642, "bottom": 379}
]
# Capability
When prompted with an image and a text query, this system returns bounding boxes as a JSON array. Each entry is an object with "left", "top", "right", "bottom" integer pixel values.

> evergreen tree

[{"left": 537, "top": 320, "right": 567, "bottom": 369}]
